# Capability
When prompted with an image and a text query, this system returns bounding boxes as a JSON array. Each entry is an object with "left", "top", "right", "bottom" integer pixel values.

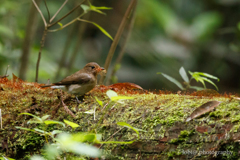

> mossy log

[{"left": 0, "top": 78, "right": 240, "bottom": 159}]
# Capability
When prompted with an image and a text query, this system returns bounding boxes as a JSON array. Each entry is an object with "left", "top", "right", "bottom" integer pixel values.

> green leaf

[
  {"left": 51, "top": 130, "right": 63, "bottom": 136},
  {"left": 68, "top": 143, "right": 100, "bottom": 157},
  {"left": 44, "top": 120, "right": 65, "bottom": 127},
  {"left": 91, "top": 22, "right": 113, "bottom": 40},
  {"left": 194, "top": 72, "right": 219, "bottom": 81},
  {"left": 189, "top": 86, "right": 205, "bottom": 91},
  {"left": 81, "top": 4, "right": 90, "bottom": 13},
  {"left": 56, "top": 133, "right": 100, "bottom": 157},
  {"left": 106, "top": 90, "right": 118, "bottom": 99},
  {"left": 71, "top": 133, "right": 97, "bottom": 142},
  {"left": 84, "top": 109, "right": 94, "bottom": 114},
  {"left": 57, "top": 22, "right": 63, "bottom": 28},
  {"left": 64, "top": 119, "right": 79, "bottom": 129},
  {"left": 44, "top": 144, "right": 60, "bottom": 160},
  {"left": 29, "top": 155, "right": 45, "bottom": 160},
  {"left": 157, "top": 72, "right": 184, "bottom": 90},
  {"left": 117, "top": 122, "right": 140, "bottom": 137},
  {"left": 78, "top": 19, "right": 113, "bottom": 40},
  {"left": 201, "top": 77, "right": 219, "bottom": 90},
  {"left": 19, "top": 113, "right": 42, "bottom": 122},
  {"left": 179, "top": 67, "right": 189, "bottom": 83},
  {"left": 95, "top": 97, "right": 103, "bottom": 107},
  {"left": 100, "top": 140, "right": 135, "bottom": 144},
  {"left": 110, "top": 96, "right": 135, "bottom": 101},
  {"left": 41, "top": 115, "right": 50, "bottom": 121},
  {"left": 237, "top": 22, "right": 240, "bottom": 31},
  {"left": 34, "top": 128, "right": 47, "bottom": 134},
  {"left": 15, "top": 126, "right": 33, "bottom": 132}
]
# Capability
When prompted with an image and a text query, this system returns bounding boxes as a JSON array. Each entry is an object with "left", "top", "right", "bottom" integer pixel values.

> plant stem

[
  {"left": 35, "top": 28, "right": 48, "bottom": 82},
  {"left": 99, "top": 0, "right": 137, "bottom": 84},
  {"left": 108, "top": 0, "right": 138, "bottom": 85},
  {"left": 50, "top": 0, "right": 69, "bottom": 23},
  {"left": 48, "top": 0, "right": 86, "bottom": 28},
  {"left": 32, "top": 0, "right": 47, "bottom": 27}
]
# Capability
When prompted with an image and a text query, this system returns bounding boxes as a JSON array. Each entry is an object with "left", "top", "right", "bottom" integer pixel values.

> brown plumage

[{"left": 41, "top": 62, "right": 105, "bottom": 95}]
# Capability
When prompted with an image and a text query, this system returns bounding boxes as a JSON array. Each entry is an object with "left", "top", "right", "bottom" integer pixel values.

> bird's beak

[{"left": 96, "top": 67, "right": 105, "bottom": 72}]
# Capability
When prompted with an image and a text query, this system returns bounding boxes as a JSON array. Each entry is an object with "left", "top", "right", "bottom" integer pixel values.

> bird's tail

[{"left": 41, "top": 85, "right": 53, "bottom": 88}]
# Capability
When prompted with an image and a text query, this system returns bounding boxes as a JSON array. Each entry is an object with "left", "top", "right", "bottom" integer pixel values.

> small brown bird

[{"left": 41, "top": 62, "right": 105, "bottom": 100}]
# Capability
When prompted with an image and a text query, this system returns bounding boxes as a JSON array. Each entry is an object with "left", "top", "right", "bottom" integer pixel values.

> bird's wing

[{"left": 53, "top": 72, "right": 93, "bottom": 85}]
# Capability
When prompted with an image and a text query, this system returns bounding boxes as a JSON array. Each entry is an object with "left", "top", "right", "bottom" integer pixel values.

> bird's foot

[
  {"left": 75, "top": 95, "right": 84, "bottom": 104},
  {"left": 59, "top": 90, "right": 76, "bottom": 118}
]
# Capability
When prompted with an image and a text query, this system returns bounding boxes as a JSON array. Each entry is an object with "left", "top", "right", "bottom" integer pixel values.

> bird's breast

[{"left": 66, "top": 82, "right": 96, "bottom": 95}]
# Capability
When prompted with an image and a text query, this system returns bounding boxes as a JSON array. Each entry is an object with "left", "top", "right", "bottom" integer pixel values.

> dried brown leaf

[{"left": 185, "top": 101, "right": 221, "bottom": 122}]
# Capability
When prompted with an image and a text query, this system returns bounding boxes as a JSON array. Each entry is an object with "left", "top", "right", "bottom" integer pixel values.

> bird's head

[{"left": 84, "top": 62, "right": 105, "bottom": 76}]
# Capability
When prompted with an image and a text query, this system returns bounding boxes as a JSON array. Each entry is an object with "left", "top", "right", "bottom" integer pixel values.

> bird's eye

[{"left": 91, "top": 66, "right": 95, "bottom": 69}]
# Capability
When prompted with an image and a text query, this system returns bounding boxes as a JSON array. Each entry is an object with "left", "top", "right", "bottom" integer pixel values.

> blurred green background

[{"left": 0, "top": 0, "right": 240, "bottom": 93}]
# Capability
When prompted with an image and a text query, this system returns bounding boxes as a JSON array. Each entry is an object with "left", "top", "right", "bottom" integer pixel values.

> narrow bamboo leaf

[
  {"left": 34, "top": 128, "right": 47, "bottom": 134},
  {"left": 93, "top": 6, "right": 112, "bottom": 10},
  {"left": 189, "top": 86, "right": 205, "bottom": 91},
  {"left": 41, "top": 115, "right": 50, "bottom": 121},
  {"left": 15, "top": 126, "right": 33, "bottom": 131},
  {"left": 117, "top": 122, "right": 139, "bottom": 137},
  {"left": 201, "top": 77, "right": 219, "bottom": 90},
  {"left": 91, "top": 22, "right": 113, "bottom": 40},
  {"left": 95, "top": 97, "right": 103, "bottom": 107},
  {"left": 198, "top": 78, "right": 206, "bottom": 88},
  {"left": 78, "top": 19, "right": 113, "bottom": 40},
  {"left": 197, "top": 72, "right": 219, "bottom": 81},
  {"left": 64, "top": 119, "right": 79, "bottom": 129},
  {"left": 19, "top": 113, "right": 42, "bottom": 121},
  {"left": 72, "top": 133, "right": 97, "bottom": 142},
  {"left": 157, "top": 72, "right": 184, "bottom": 90},
  {"left": 44, "top": 120, "right": 65, "bottom": 127},
  {"left": 84, "top": 110, "right": 94, "bottom": 114},
  {"left": 27, "top": 120, "right": 43, "bottom": 124},
  {"left": 179, "top": 67, "right": 189, "bottom": 83},
  {"left": 99, "top": 140, "right": 135, "bottom": 144},
  {"left": 51, "top": 130, "right": 63, "bottom": 136}
]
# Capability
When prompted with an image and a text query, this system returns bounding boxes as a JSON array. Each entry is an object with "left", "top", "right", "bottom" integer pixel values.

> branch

[
  {"left": 43, "top": 0, "right": 51, "bottom": 22},
  {"left": 99, "top": 0, "right": 138, "bottom": 84},
  {"left": 48, "top": 0, "right": 86, "bottom": 28},
  {"left": 50, "top": 0, "right": 68, "bottom": 23},
  {"left": 48, "top": 13, "right": 85, "bottom": 32},
  {"left": 35, "top": 28, "right": 48, "bottom": 82},
  {"left": 32, "top": 0, "right": 47, "bottom": 27},
  {"left": 108, "top": 0, "right": 138, "bottom": 84}
]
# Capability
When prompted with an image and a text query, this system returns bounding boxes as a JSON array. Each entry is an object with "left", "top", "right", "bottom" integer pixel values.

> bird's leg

[
  {"left": 75, "top": 95, "right": 84, "bottom": 104},
  {"left": 59, "top": 90, "right": 76, "bottom": 118}
]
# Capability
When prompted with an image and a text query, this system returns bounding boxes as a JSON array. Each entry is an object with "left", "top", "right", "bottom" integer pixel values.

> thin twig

[
  {"left": 4, "top": 65, "right": 9, "bottom": 76},
  {"left": 50, "top": 0, "right": 68, "bottom": 23},
  {"left": 48, "top": 0, "right": 86, "bottom": 28},
  {"left": 35, "top": 28, "right": 48, "bottom": 82},
  {"left": 43, "top": 0, "right": 51, "bottom": 23},
  {"left": 32, "top": 0, "right": 47, "bottom": 27},
  {"left": 99, "top": 0, "right": 138, "bottom": 84}
]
